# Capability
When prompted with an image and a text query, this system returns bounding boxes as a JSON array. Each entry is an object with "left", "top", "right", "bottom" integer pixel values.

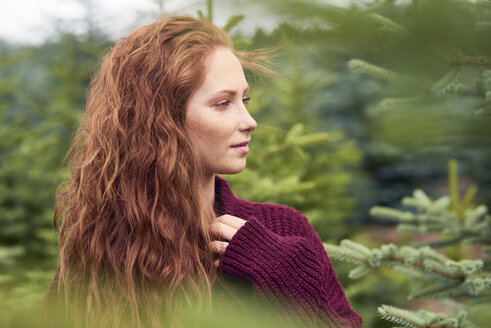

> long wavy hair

[{"left": 52, "top": 15, "right": 267, "bottom": 328}]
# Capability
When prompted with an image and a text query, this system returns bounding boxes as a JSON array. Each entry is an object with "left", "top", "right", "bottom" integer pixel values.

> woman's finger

[
  {"left": 215, "top": 214, "right": 246, "bottom": 230},
  {"left": 211, "top": 221, "right": 237, "bottom": 241},
  {"left": 214, "top": 259, "right": 220, "bottom": 268},
  {"left": 209, "top": 240, "right": 229, "bottom": 255}
]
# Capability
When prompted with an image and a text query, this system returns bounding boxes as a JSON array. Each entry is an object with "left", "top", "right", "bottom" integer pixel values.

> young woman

[{"left": 46, "top": 15, "right": 362, "bottom": 328}]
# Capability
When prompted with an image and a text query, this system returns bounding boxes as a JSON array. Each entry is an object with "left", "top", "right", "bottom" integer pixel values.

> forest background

[{"left": 1, "top": 0, "right": 490, "bottom": 327}]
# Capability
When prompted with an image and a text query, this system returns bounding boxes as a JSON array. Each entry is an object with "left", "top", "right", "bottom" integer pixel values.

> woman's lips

[{"left": 231, "top": 141, "right": 250, "bottom": 154}]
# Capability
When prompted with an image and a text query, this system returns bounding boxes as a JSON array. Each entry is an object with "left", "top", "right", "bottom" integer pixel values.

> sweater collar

[{"left": 214, "top": 175, "right": 239, "bottom": 217}]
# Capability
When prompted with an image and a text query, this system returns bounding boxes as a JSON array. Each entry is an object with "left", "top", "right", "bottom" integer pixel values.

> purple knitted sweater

[{"left": 214, "top": 175, "right": 363, "bottom": 327}]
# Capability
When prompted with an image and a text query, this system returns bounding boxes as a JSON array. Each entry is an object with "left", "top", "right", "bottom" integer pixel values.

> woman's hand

[{"left": 210, "top": 214, "right": 246, "bottom": 268}]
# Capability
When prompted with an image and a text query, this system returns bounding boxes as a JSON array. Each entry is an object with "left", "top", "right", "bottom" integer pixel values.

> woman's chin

[{"left": 217, "top": 161, "right": 247, "bottom": 175}]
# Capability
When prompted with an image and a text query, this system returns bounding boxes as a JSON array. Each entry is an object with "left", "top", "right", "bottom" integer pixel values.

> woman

[{"left": 46, "top": 15, "right": 362, "bottom": 328}]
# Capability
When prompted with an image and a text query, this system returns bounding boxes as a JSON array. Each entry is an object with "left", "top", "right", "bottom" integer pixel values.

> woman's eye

[
  {"left": 215, "top": 100, "right": 231, "bottom": 107},
  {"left": 215, "top": 97, "right": 250, "bottom": 108}
]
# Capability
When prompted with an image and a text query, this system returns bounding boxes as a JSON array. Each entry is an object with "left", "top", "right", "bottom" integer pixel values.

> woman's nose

[{"left": 240, "top": 107, "right": 257, "bottom": 132}]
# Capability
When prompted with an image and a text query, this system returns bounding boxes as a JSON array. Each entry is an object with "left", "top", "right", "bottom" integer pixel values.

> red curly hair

[{"left": 51, "top": 15, "right": 267, "bottom": 327}]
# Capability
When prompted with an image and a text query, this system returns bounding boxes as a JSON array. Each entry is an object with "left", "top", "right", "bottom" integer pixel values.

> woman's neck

[{"left": 202, "top": 173, "right": 216, "bottom": 210}]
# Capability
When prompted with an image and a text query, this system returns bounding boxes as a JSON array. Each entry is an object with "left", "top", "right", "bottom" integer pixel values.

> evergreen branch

[
  {"left": 325, "top": 240, "right": 467, "bottom": 281},
  {"left": 429, "top": 196, "right": 452, "bottom": 213},
  {"left": 462, "top": 184, "right": 478, "bottom": 209},
  {"left": 348, "top": 59, "right": 401, "bottom": 81},
  {"left": 324, "top": 244, "right": 368, "bottom": 264},
  {"left": 324, "top": 239, "right": 491, "bottom": 297},
  {"left": 370, "top": 190, "right": 490, "bottom": 240},
  {"left": 430, "top": 62, "right": 488, "bottom": 98},
  {"left": 463, "top": 274, "right": 491, "bottom": 295},
  {"left": 378, "top": 304, "right": 469, "bottom": 328},
  {"left": 197, "top": 10, "right": 206, "bottom": 20},
  {"left": 370, "top": 183, "right": 489, "bottom": 248},
  {"left": 464, "top": 205, "right": 487, "bottom": 228},
  {"left": 402, "top": 190, "right": 431, "bottom": 210},
  {"left": 366, "top": 12, "right": 410, "bottom": 36},
  {"left": 431, "top": 68, "right": 461, "bottom": 96},
  {"left": 348, "top": 59, "right": 431, "bottom": 91},
  {"left": 340, "top": 239, "right": 372, "bottom": 257},
  {"left": 378, "top": 304, "right": 427, "bottom": 328},
  {"left": 223, "top": 15, "right": 245, "bottom": 32},
  {"left": 383, "top": 256, "right": 462, "bottom": 281},
  {"left": 206, "top": 0, "right": 213, "bottom": 22},
  {"left": 431, "top": 47, "right": 491, "bottom": 67},
  {"left": 370, "top": 206, "right": 415, "bottom": 221},
  {"left": 413, "top": 189, "right": 432, "bottom": 207}
]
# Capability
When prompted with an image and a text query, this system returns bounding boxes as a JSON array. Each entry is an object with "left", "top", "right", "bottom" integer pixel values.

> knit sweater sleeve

[{"left": 218, "top": 211, "right": 363, "bottom": 328}]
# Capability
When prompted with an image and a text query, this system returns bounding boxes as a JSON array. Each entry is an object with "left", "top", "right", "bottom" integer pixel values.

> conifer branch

[
  {"left": 223, "top": 15, "right": 245, "bottom": 32},
  {"left": 348, "top": 59, "right": 401, "bottom": 81},
  {"left": 431, "top": 67, "right": 462, "bottom": 96},
  {"left": 377, "top": 304, "right": 472, "bottom": 328},
  {"left": 206, "top": 0, "right": 213, "bottom": 22},
  {"left": 434, "top": 48, "right": 491, "bottom": 67},
  {"left": 369, "top": 188, "right": 490, "bottom": 245},
  {"left": 378, "top": 304, "right": 428, "bottom": 328},
  {"left": 324, "top": 240, "right": 490, "bottom": 297},
  {"left": 367, "top": 12, "right": 410, "bottom": 36}
]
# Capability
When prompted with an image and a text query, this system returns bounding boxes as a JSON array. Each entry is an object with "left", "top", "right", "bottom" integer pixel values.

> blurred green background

[{"left": 1, "top": 0, "right": 490, "bottom": 327}]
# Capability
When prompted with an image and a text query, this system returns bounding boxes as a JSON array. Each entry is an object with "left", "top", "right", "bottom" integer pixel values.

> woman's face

[{"left": 185, "top": 46, "right": 257, "bottom": 176}]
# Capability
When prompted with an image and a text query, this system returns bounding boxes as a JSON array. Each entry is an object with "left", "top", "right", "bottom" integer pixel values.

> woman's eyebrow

[{"left": 211, "top": 86, "right": 250, "bottom": 96}]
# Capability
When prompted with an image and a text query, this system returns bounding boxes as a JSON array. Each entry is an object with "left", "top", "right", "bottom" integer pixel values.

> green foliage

[
  {"left": 325, "top": 160, "right": 491, "bottom": 327},
  {"left": 0, "top": 30, "right": 110, "bottom": 327},
  {"left": 0, "top": 33, "right": 109, "bottom": 262},
  {"left": 246, "top": 0, "right": 491, "bottom": 157}
]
